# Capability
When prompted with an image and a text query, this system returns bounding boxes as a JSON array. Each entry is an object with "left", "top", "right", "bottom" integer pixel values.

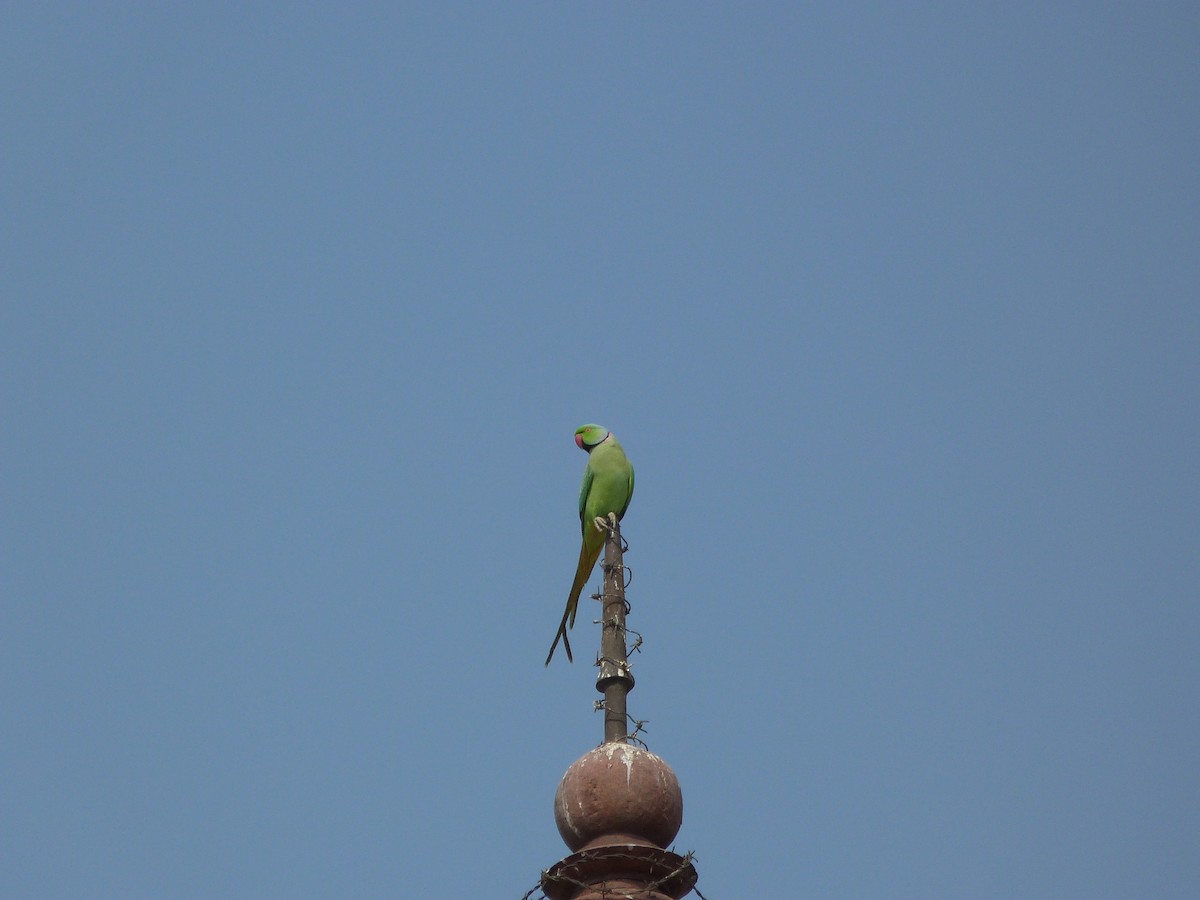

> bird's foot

[{"left": 593, "top": 512, "right": 620, "bottom": 534}]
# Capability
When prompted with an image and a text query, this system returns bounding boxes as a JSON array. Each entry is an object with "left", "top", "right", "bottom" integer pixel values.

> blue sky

[{"left": 3, "top": 4, "right": 1197, "bottom": 898}]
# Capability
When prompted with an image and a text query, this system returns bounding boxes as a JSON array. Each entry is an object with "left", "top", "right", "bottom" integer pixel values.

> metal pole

[{"left": 595, "top": 518, "right": 635, "bottom": 744}]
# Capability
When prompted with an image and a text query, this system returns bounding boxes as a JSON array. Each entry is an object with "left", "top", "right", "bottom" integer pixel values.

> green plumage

[{"left": 545, "top": 424, "right": 635, "bottom": 666}]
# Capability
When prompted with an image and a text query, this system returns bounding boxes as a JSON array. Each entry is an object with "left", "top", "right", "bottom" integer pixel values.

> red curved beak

[{"left": 575, "top": 433, "right": 585, "bottom": 449}]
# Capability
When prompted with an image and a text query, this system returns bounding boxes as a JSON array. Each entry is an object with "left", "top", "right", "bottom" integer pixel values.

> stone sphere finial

[{"left": 554, "top": 743, "right": 684, "bottom": 852}]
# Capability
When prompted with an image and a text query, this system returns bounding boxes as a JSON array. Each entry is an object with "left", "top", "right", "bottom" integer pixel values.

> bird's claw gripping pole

[{"left": 595, "top": 517, "right": 635, "bottom": 744}]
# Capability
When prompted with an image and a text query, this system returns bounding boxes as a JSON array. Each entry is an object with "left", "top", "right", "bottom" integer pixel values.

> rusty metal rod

[{"left": 595, "top": 519, "right": 635, "bottom": 743}]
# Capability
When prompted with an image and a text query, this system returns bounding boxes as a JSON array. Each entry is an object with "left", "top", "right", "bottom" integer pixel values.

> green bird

[{"left": 545, "top": 424, "right": 635, "bottom": 666}]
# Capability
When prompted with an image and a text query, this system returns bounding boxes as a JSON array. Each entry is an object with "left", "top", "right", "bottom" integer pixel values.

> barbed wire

[
  {"left": 521, "top": 848, "right": 706, "bottom": 899},
  {"left": 648, "top": 851, "right": 705, "bottom": 897},
  {"left": 591, "top": 570, "right": 633, "bottom": 604},
  {"left": 589, "top": 705, "right": 650, "bottom": 748},
  {"left": 591, "top": 617, "right": 642, "bottom": 651},
  {"left": 605, "top": 561, "right": 633, "bottom": 589},
  {"left": 625, "top": 626, "right": 643, "bottom": 655}
]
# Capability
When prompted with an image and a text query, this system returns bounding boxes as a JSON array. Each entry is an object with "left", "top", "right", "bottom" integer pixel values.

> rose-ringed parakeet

[{"left": 545, "top": 424, "right": 635, "bottom": 666}]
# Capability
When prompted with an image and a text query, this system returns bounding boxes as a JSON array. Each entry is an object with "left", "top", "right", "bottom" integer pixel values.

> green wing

[
  {"left": 577, "top": 463, "right": 595, "bottom": 532},
  {"left": 619, "top": 464, "right": 634, "bottom": 520}
]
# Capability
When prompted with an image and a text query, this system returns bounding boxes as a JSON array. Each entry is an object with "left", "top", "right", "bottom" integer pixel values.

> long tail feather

[
  {"left": 545, "top": 605, "right": 574, "bottom": 666},
  {"left": 545, "top": 539, "right": 603, "bottom": 666}
]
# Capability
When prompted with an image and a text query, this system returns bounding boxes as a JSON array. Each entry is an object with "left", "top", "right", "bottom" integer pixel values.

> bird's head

[{"left": 574, "top": 424, "right": 610, "bottom": 452}]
